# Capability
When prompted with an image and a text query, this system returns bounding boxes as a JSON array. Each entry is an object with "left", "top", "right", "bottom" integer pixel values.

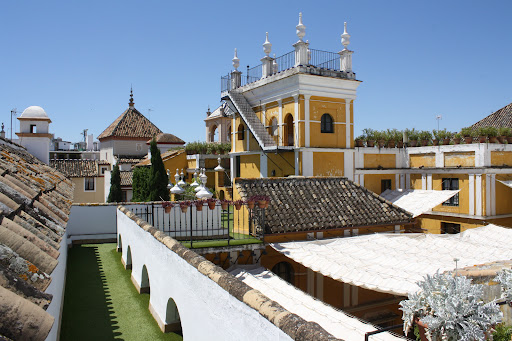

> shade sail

[
  {"left": 230, "top": 266, "right": 404, "bottom": 341},
  {"left": 380, "top": 189, "right": 459, "bottom": 217},
  {"left": 271, "top": 224, "right": 512, "bottom": 296}
]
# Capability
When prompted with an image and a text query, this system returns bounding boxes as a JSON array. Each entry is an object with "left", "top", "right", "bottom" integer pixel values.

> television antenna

[
  {"left": 435, "top": 115, "right": 442, "bottom": 131},
  {"left": 82, "top": 129, "right": 88, "bottom": 143},
  {"left": 10, "top": 108, "right": 19, "bottom": 141}
]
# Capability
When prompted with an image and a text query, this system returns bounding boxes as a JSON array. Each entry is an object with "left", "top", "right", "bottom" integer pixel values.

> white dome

[{"left": 20, "top": 106, "right": 49, "bottom": 119}]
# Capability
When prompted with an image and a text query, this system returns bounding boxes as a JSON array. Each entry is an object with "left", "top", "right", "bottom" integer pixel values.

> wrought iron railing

[
  {"left": 221, "top": 49, "right": 342, "bottom": 92},
  {"left": 132, "top": 202, "right": 266, "bottom": 249}
]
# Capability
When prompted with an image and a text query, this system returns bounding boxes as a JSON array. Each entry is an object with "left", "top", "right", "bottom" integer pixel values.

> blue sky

[{"left": 2, "top": 1, "right": 511, "bottom": 143}]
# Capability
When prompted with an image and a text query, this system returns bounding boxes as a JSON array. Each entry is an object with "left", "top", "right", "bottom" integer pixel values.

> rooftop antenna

[
  {"left": 82, "top": 129, "right": 88, "bottom": 144},
  {"left": 10, "top": 108, "right": 19, "bottom": 141},
  {"left": 435, "top": 115, "right": 442, "bottom": 131}
]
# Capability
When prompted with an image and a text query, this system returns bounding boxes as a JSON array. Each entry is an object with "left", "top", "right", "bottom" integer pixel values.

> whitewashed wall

[{"left": 117, "top": 210, "right": 292, "bottom": 341}]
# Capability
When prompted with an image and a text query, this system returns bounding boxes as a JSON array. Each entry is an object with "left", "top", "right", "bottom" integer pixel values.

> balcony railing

[
  {"left": 132, "top": 201, "right": 266, "bottom": 249},
  {"left": 221, "top": 49, "right": 341, "bottom": 93}
]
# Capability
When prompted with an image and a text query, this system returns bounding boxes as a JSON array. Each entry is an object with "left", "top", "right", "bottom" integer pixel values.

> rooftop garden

[
  {"left": 355, "top": 127, "right": 512, "bottom": 148},
  {"left": 184, "top": 141, "right": 231, "bottom": 155}
]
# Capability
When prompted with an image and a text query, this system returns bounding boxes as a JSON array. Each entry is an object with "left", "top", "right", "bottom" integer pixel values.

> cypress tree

[
  {"left": 131, "top": 166, "right": 151, "bottom": 202},
  {"left": 107, "top": 164, "right": 123, "bottom": 202},
  {"left": 148, "top": 138, "right": 170, "bottom": 201}
]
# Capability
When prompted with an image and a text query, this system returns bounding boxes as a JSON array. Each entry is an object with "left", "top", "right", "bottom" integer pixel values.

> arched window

[
  {"left": 238, "top": 124, "right": 245, "bottom": 140},
  {"left": 271, "top": 261, "right": 295, "bottom": 285},
  {"left": 210, "top": 125, "right": 218, "bottom": 142},
  {"left": 227, "top": 126, "right": 232, "bottom": 142},
  {"left": 284, "top": 114, "right": 294, "bottom": 146},
  {"left": 321, "top": 114, "right": 334, "bottom": 133},
  {"left": 270, "top": 118, "right": 278, "bottom": 137}
]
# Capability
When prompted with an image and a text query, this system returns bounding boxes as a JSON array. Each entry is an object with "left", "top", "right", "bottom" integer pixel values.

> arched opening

[
  {"left": 227, "top": 125, "right": 232, "bottom": 142},
  {"left": 140, "top": 264, "right": 150, "bottom": 294},
  {"left": 219, "top": 190, "right": 225, "bottom": 200},
  {"left": 271, "top": 261, "right": 295, "bottom": 285},
  {"left": 321, "top": 113, "right": 334, "bottom": 133},
  {"left": 270, "top": 117, "right": 278, "bottom": 137},
  {"left": 165, "top": 297, "right": 182, "bottom": 333},
  {"left": 125, "top": 245, "right": 132, "bottom": 270},
  {"left": 237, "top": 124, "right": 245, "bottom": 140},
  {"left": 117, "top": 234, "right": 122, "bottom": 252},
  {"left": 210, "top": 125, "right": 218, "bottom": 142},
  {"left": 284, "top": 114, "right": 294, "bottom": 146}
]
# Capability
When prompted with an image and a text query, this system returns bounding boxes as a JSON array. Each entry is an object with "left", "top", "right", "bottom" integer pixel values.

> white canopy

[
  {"left": 380, "top": 189, "right": 459, "bottom": 217},
  {"left": 271, "top": 224, "right": 512, "bottom": 296},
  {"left": 230, "top": 266, "right": 403, "bottom": 341},
  {"left": 498, "top": 180, "right": 512, "bottom": 189}
]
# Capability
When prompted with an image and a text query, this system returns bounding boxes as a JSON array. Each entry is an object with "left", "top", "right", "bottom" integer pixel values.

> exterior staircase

[{"left": 224, "top": 91, "right": 278, "bottom": 151}]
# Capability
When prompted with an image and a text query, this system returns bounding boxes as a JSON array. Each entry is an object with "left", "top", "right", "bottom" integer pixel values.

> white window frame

[
  {"left": 136, "top": 143, "right": 142, "bottom": 152},
  {"left": 84, "top": 177, "right": 96, "bottom": 192}
]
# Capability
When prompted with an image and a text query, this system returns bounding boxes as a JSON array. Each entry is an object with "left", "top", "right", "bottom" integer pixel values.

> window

[
  {"left": 227, "top": 126, "right": 231, "bottom": 142},
  {"left": 30, "top": 125, "right": 36, "bottom": 133},
  {"left": 100, "top": 167, "right": 107, "bottom": 175},
  {"left": 238, "top": 124, "right": 245, "bottom": 140},
  {"left": 235, "top": 156, "right": 241, "bottom": 178},
  {"left": 321, "top": 114, "right": 334, "bottom": 133},
  {"left": 442, "top": 178, "right": 459, "bottom": 206},
  {"left": 441, "top": 222, "right": 461, "bottom": 234},
  {"left": 121, "top": 190, "right": 127, "bottom": 202},
  {"left": 136, "top": 143, "right": 142, "bottom": 152},
  {"left": 381, "top": 179, "right": 392, "bottom": 194},
  {"left": 271, "top": 261, "right": 294, "bottom": 285},
  {"left": 84, "top": 177, "right": 95, "bottom": 191}
]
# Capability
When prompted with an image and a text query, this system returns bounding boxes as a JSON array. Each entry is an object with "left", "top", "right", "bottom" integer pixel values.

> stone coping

[
  {"left": 73, "top": 201, "right": 163, "bottom": 207},
  {"left": 117, "top": 205, "right": 342, "bottom": 341}
]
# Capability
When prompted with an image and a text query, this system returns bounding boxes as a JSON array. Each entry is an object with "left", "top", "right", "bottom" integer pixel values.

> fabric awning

[
  {"left": 271, "top": 224, "right": 512, "bottom": 296},
  {"left": 230, "top": 266, "right": 403, "bottom": 341},
  {"left": 380, "top": 189, "right": 459, "bottom": 217}
]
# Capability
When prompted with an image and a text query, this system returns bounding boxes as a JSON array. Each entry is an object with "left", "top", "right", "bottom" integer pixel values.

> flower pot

[
  {"left": 489, "top": 136, "right": 498, "bottom": 143},
  {"left": 432, "top": 139, "right": 439, "bottom": 146},
  {"left": 507, "top": 137, "right": 512, "bottom": 144},
  {"left": 478, "top": 136, "right": 487, "bottom": 143},
  {"left": 355, "top": 139, "right": 364, "bottom": 147},
  {"left": 498, "top": 136, "right": 507, "bottom": 144},
  {"left": 378, "top": 140, "right": 386, "bottom": 148},
  {"left": 164, "top": 206, "right": 171, "bottom": 214},
  {"left": 221, "top": 203, "right": 229, "bottom": 210},
  {"left": 414, "top": 318, "right": 429, "bottom": 341},
  {"left": 180, "top": 206, "right": 188, "bottom": 213},
  {"left": 453, "top": 138, "right": 461, "bottom": 144},
  {"left": 442, "top": 138, "right": 451, "bottom": 145},
  {"left": 234, "top": 203, "right": 242, "bottom": 210},
  {"left": 387, "top": 141, "right": 395, "bottom": 148},
  {"left": 397, "top": 141, "right": 404, "bottom": 148},
  {"left": 410, "top": 140, "right": 418, "bottom": 147},
  {"left": 247, "top": 201, "right": 255, "bottom": 209},
  {"left": 195, "top": 203, "right": 203, "bottom": 211},
  {"left": 208, "top": 202, "right": 216, "bottom": 210},
  {"left": 464, "top": 136, "right": 473, "bottom": 144},
  {"left": 421, "top": 140, "right": 429, "bottom": 146},
  {"left": 258, "top": 200, "right": 267, "bottom": 209},
  {"left": 366, "top": 140, "right": 375, "bottom": 147}
]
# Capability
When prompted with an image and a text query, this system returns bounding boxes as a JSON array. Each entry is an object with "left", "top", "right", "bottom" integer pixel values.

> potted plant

[
  {"left": 453, "top": 132, "right": 462, "bottom": 144},
  {"left": 194, "top": 200, "right": 204, "bottom": 211},
  {"left": 206, "top": 198, "right": 217, "bottom": 210},
  {"left": 354, "top": 134, "right": 365, "bottom": 147},
  {"left": 418, "top": 130, "right": 432, "bottom": 146},
  {"left": 246, "top": 198, "right": 255, "bottom": 209},
  {"left": 442, "top": 130, "right": 452, "bottom": 145},
  {"left": 220, "top": 199, "right": 231, "bottom": 210},
  {"left": 477, "top": 127, "right": 488, "bottom": 143},
  {"left": 162, "top": 202, "right": 173, "bottom": 213},
  {"left": 363, "top": 128, "right": 375, "bottom": 147},
  {"left": 233, "top": 199, "right": 243, "bottom": 210},
  {"left": 485, "top": 126, "right": 499, "bottom": 143},
  {"left": 251, "top": 195, "right": 270, "bottom": 209},
  {"left": 400, "top": 272, "right": 502, "bottom": 341},
  {"left": 407, "top": 129, "right": 419, "bottom": 147},
  {"left": 373, "top": 130, "right": 386, "bottom": 148},
  {"left": 432, "top": 129, "right": 441, "bottom": 146},
  {"left": 460, "top": 127, "right": 474, "bottom": 144},
  {"left": 179, "top": 200, "right": 191, "bottom": 213}
]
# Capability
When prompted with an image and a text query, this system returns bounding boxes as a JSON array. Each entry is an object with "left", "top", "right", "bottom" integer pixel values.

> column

[
  {"left": 491, "top": 174, "right": 496, "bottom": 216},
  {"left": 406, "top": 174, "right": 411, "bottom": 189},
  {"left": 303, "top": 151, "right": 313, "bottom": 176},
  {"left": 421, "top": 174, "right": 427, "bottom": 190},
  {"left": 395, "top": 174, "right": 400, "bottom": 190},
  {"left": 345, "top": 99, "right": 352, "bottom": 148},
  {"left": 307, "top": 269, "right": 315, "bottom": 296},
  {"left": 261, "top": 104, "right": 266, "bottom": 130},
  {"left": 293, "top": 96, "right": 299, "bottom": 147},
  {"left": 344, "top": 151, "right": 354, "bottom": 180},
  {"left": 295, "top": 150, "right": 300, "bottom": 176},
  {"left": 232, "top": 117, "right": 236, "bottom": 152},
  {"left": 305, "top": 95, "right": 311, "bottom": 147},
  {"left": 427, "top": 174, "right": 433, "bottom": 190},
  {"left": 469, "top": 174, "right": 475, "bottom": 215},
  {"left": 278, "top": 99, "right": 283, "bottom": 146},
  {"left": 260, "top": 153, "right": 267, "bottom": 178},
  {"left": 343, "top": 284, "right": 351, "bottom": 307},
  {"left": 476, "top": 174, "right": 482, "bottom": 216},
  {"left": 316, "top": 273, "right": 324, "bottom": 300}
]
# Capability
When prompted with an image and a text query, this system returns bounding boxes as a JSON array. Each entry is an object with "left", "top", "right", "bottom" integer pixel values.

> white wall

[
  {"left": 117, "top": 210, "right": 292, "bottom": 341},
  {"left": 45, "top": 232, "right": 68, "bottom": 341},
  {"left": 18, "top": 136, "right": 50, "bottom": 164}
]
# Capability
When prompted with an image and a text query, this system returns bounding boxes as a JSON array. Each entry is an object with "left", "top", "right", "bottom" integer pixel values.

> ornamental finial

[
  {"left": 296, "top": 12, "right": 306, "bottom": 41},
  {"left": 129, "top": 86, "right": 134, "bottom": 108},
  {"left": 341, "top": 22, "right": 351, "bottom": 50},
  {"left": 232, "top": 48, "right": 240, "bottom": 71},
  {"left": 263, "top": 32, "right": 272, "bottom": 56}
]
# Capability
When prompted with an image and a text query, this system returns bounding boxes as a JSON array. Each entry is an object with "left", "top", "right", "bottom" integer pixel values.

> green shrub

[{"left": 107, "top": 164, "right": 122, "bottom": 203}]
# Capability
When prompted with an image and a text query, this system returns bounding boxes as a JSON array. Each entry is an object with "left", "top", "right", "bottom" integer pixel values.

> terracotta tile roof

[
  {"left": 235, "top": 177, "right": 413, "bottom": 234},
  {"left": 49, "top": 159, "right": 99, "bottom": 177},
  {"left": 116, "top": 155, "right": 145, "bottom": 164},
  {"left": 98, "top": 107, "right": 162, "bottom": 140},
  {"left": 120, "top": 171, "right": 133, "bottom": 186},
  {"left": 147, "top": 132, "right": 185, "bottom": 145},
  {"left": 471, "top": 101, "right": 512, "bottom": 129},
  {"left": 135, "top": 149, "right": 185, "bottom": 167},
  {"left": 0, "top": 139, "right": 74, "bottom": 340}
]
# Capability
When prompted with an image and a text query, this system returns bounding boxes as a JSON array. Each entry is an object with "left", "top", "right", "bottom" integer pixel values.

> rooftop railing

[
  {"left": 132, "top": 201, "right": 266, "bottom": 249},
  {"left": 221, "top": 49, "right": 341, "bottom": 93}
]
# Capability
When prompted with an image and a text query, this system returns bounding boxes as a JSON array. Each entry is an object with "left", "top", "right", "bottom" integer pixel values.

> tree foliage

[
  {"left": 131, "top": 167, "right": 151, "bottom": 202},
  {"left": 107, "top": 164, "right": 123, "bottom": 203},
  {"left": 148, "top": 138, "right": 170, "bottom": 201}
]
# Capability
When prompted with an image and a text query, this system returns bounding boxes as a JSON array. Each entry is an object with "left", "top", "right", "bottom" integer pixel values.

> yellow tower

[{"left": 221, "top": 14, "right": 361, "bottom": 181}]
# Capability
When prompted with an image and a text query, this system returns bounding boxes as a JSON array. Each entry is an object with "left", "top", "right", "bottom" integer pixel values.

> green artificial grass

[{"left": 60, "top": 243, "right": 182, "bottom": 341}]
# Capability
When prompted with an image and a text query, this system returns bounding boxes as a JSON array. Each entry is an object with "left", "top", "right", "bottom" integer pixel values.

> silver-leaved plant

[
  {"left": 494, "top": 268, "right": 512, "bottom": 303},
  {"left": 400, "top": 272, "right": 502, "bottom": 341}
]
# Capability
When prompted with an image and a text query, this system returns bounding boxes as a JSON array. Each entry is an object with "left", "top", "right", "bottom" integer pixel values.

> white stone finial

[
  {"left": 296, "top": 12, "right": 306, "bottom": 41},
  {"left": 263, "top": 32, "right": 272, "bottom": 56},
  {"left": 341, "top": 22, "right": 351, "bottom": 50},
  {"left": 232, "top": 48, "right": 240, "bottom": 71}
]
